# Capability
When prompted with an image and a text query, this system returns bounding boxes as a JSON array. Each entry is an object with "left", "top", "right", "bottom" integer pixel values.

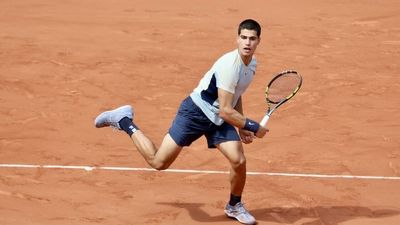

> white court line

[{"left": 0, "top": 164, "right": 399, "bottom": 180}]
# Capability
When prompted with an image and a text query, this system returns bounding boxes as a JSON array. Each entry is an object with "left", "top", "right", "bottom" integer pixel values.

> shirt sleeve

[{"left": 214, "top": 56, "right": 240, "bottom": 94}]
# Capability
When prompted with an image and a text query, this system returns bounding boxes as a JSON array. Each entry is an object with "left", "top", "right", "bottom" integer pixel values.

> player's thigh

[
  {"left": 155, "top": 133, "right": 183, "bottom": 169},
  {"left": 216, "top": 141, "right": 246, "bottom": 166}
]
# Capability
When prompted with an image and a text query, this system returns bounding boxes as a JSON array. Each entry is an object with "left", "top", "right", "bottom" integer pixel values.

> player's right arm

[
  {"left": 218, "top": 88, "right": 267, "bottom": 138},
  {"left": 235, "top": 97, "right": 256, "bottom": 144}
]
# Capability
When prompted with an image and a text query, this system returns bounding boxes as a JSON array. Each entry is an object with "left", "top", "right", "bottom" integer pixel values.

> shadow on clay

[{"left": 158, "top": 202, "right": 400, "bottom": 224}]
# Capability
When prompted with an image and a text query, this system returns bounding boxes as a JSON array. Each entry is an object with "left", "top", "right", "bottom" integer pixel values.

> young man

[{"left": 94, "top": 19, "right": 268, "bottom": 225}]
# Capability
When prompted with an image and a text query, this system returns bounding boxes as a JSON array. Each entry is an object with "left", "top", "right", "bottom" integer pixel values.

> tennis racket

[{"left": 260, "top": 70, "right": 303, "bottom": 127}]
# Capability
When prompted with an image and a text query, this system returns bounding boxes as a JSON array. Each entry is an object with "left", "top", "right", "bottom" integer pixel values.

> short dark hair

[{"left": 238, "top": 19, "right": 261, "bottom": 37}]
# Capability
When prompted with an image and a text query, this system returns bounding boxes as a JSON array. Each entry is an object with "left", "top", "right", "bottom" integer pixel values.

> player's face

[{"left": 237, "top": 29, "right": 260, "bottom": 60}]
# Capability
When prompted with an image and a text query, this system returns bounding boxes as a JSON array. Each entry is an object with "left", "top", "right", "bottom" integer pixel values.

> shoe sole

[{"left": 224, "top": 211, "right": 256, "bottom": 225}]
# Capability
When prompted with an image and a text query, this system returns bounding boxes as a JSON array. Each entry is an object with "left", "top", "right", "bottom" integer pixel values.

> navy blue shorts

[{"left": 169, "top": 96, "right": 240, "bottom": 148}]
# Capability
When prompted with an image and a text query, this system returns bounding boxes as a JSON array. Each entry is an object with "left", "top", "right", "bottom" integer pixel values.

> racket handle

[{"left": 260, "top": 114, "right": 270, "bottom": 127}]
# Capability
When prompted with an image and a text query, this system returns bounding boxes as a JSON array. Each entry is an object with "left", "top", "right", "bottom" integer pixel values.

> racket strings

[{"left": 266, "top": 73, "right": 301, "bottom": 103}]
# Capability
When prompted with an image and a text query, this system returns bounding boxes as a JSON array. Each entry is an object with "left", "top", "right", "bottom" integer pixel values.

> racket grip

[{"left": 260, "top": 114, "right": 270, "bottom": 127}]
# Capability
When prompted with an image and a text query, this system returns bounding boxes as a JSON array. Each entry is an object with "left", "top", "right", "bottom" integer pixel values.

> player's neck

[{"left": 240, "top": 55, "right": 252, "bottom": 66}]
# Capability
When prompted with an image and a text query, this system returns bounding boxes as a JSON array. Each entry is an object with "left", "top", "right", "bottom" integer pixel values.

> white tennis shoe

[
  {"left": 224, "top": 202, "right": 256, "bottom": 225},
  {"left": 94, "top": 105, "right": 133, "bottom": 130}
]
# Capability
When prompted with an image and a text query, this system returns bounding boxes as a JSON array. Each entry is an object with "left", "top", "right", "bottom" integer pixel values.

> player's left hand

[{"left": 239, "top": 129, "right": 256, "bottom": 144}]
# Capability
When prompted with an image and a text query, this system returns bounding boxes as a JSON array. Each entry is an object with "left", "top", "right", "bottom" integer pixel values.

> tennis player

[{"left": 94, "top": 19, "right": 268, "bottom": 225}]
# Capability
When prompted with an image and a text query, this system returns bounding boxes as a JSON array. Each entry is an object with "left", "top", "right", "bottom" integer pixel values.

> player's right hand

[{"left": 255, "top": 126, "right": 269, "bottom": 138}]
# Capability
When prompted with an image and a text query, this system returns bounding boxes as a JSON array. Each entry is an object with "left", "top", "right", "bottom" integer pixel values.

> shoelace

[{"left": 237, "top": 203, "right": 248, "bottom": 213}]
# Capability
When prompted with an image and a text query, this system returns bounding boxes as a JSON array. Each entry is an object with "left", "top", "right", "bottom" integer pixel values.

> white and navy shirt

[{"left": 190, "top": 49, "right": 257, "bottom": 125}]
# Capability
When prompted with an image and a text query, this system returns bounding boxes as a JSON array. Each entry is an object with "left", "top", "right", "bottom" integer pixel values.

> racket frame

[{"left": 260, "top": 70, "right": 302, "bottom": 127}]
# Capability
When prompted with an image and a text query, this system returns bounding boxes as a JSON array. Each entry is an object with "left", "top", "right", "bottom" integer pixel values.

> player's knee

[
  {"left": 151, "top": 160, "right": 170, "bottom": 171},
  {"left": 231, "top": 156, "right": 246, "bottom": 170},
  {"left": 154, "top": 164, "right": 168, "bottom": 171}
]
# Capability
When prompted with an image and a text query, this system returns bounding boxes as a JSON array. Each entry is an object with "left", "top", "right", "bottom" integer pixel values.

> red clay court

[{"left": 0, "top": 0, "right": 399, "bottom": 224}]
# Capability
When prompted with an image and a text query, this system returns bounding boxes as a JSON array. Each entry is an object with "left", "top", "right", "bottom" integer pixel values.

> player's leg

[
  {"left": 217, "top": 140, "right": 246, "bottom": 197},
  {"left": 206, "top": 122, "right": 247, "bottom": 198},
  {"left": 217, "top": 141, "right": 256, "bottom": 224},
  {"left": 94, "top": 105, "right": 183, "bottom": 170},
  {"left": 130, "top": 131, "right": 182, "bottom": 170},
  {"left": 206, "top": 123, "right": 256, "bottom": 225},
  {"left": 94, "top": 97, "right": 205, "bottom": 170}
]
